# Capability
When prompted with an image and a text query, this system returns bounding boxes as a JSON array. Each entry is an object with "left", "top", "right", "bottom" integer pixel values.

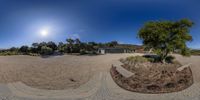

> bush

[
  {"left": 165, "top": 56, "right": 175, "bottom": 63},
  {"left": 80, "top": 49, "right": 87, "bottom": 55},
  {"left": 40, "top": 46, "right": 53, "bottom": 55},
  {"left": 92, "top": 51, "right": 97, "bottom": 55},
  {"left": 143, "top": 55, "right": 175, "bottom": 63},
  {"left": 124, "top": 56, "right": 148, "bottom": 64},
  {"left": 127, "top": 56, "right": 148, "bottom": 63},
  {"left": 0, "top": 51, "right": 19, "bottom": 56},
  {"left": 28, "top": 53, "right": 40, "bottom": 56},
  {"left": 19, "top": 45, "right": 29, "bottom": 54}
]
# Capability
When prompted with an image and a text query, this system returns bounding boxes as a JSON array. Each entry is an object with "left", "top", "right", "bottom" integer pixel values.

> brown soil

[{"left": 111, "top": 62, "right": 193, "bottom": 93}]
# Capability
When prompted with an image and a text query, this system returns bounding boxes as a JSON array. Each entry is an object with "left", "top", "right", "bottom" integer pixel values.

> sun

[{"left": 40, "top": 29, "right": 48, "bottom": 37}]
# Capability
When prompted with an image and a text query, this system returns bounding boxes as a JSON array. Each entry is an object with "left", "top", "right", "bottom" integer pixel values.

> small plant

[
  {"left": 127, "top": 56, "right": 148, "bottom": 63},
  {"left": 122, "top": 56, "right": 148, "bottom": 67},
  {"left": 28, "top": 53, "right": 40, "bottom": 56}
]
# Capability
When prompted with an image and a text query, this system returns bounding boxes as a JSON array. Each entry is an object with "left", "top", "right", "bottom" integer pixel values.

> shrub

[
  {"left": 19, "top": 45, "right": 29, "bottom": 54},
  {"left": 126, "top": 56, "right": 148, "bottom": 63},
  {"left": 165, "top": 56, "right": 175, "bottom": 63},
  {"left": 80, "top": 49, "right": 87, "bottom": 55},
  {"left": 40, "top": 46, "right": 53, "bottom": 55},
  {"left": 122, "top": 56, "right": 148, "bottom": 66},
  {"left": 143, "top": 55, "right": 175, "bottom": 63},
  {"left": 28, "top": 53, "right": 40, "bottom": 56},
  {"left": 92, "top": 51, "right": 97, "bottom": 55},
  {"left": 0, "top": 51, "right": 19, "bottom": 56}
]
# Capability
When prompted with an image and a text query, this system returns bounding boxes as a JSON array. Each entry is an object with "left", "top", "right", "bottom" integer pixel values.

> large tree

[
  {"left": 138, "top": 19, "right": 193, "bottom": 63},
  {"left": 19, "top": 45, "right": 29, "bottom": 54},
  {"left": 47, "top": 41, "right": 57, "bottom": 51},
  {"left": 109, "top": 41, "right": 118, "bottom": 47},
  {"left": 66, "top": 38, "right": 75, "bottom": 53}
]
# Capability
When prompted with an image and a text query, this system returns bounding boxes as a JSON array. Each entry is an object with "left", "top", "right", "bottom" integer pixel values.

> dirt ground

[
  {"left": 0, "top": 54, "right": 142, "bottom": 90},
  {"left": 111, "top": 61, "right": 193, "bottom": 93}
]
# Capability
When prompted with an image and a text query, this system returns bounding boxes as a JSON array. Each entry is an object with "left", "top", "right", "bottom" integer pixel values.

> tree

[
  {"left": 73, "top": 39, "right": 82, "bottom": 53},
  {"left": 58, "top": 42, "right": 65, "bottom": 53},
  {"left": 10, "top": 47, "right": 18, "bottom": 52},
  {"left": 87, "top": 42, "right": 97, "bottom": 51},
  {"left": 66, "top": 38, "right": 74, "bottom": 53},
  {"left": 109, "top": 41, "right": 118, "bottom": 47},
  {"left": 75, "top": 38, "right": 81, "bottom": 45},
  {"left": 40, "top": 46, "right": 53, "bottom": 55},
  {"left": 66, "top": 38, "right": 74, "bottom": 45},
  {"left": 138, "top": 19, "right": 193, "bottom": 63},
  {"left": 19, "top": 45, "right": 29, "bottom": 54},
  {"left": 31, "top": 43, "right": 39, "bottom": 53},
  {"left": 32, "top": 43, "right": 39, "bottom": 48},
  {"left": 47, "top": 41, "right": 57, "bottom": 51},
  {"left": 38, "top": 42, "right": 47, "bottom": 51}
]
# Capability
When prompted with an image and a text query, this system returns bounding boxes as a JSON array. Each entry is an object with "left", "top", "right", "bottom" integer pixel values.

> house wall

[
  {"left": 105, "top": 49, "right": 125, "bottom": 53},
  {"left": 98, "top": 48, "right": 134, "bottom": 54}
]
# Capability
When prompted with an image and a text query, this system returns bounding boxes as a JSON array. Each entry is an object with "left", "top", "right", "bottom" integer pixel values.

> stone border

[{"left": 110, "top": 63, "right": 194, "bottom": 94}]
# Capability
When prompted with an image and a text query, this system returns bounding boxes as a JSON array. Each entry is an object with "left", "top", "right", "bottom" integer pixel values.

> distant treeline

[
  {"left": 0, "top": 38, "right": 139, "bottom": 56},
  {"left": 191, "top": 49, "right": 200, "bottom": 56}
]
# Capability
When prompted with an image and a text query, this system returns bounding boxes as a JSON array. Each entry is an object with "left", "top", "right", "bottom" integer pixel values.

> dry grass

[{"left": 111, "top": 57, "right": 193, "bottom": 93}]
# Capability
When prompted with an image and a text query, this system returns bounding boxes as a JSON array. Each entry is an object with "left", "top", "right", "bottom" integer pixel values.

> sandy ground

[
  {"left": 0, "top": 53, "right": 142, "bottom": 90},
  {"left": 0, "top": 53, "right": 200, "bottom": 100}
]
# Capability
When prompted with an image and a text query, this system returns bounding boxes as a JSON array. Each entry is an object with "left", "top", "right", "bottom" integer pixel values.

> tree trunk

[{"left": 160, "top": 48, "right": 169, "bottom": 63}]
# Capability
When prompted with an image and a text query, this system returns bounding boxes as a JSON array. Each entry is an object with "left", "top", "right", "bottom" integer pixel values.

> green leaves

[{"left": 138, "top": 19, "right": 193, "bottom": 62}]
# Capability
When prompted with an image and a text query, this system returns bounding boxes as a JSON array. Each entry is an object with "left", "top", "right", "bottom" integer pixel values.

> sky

[{"left": 0, "top": 0, "right": 200, "bottom": 49}]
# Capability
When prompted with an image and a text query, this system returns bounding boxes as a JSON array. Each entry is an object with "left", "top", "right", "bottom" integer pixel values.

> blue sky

[{"left": 0, "top": 0, "right": 200, "bottom": 49}]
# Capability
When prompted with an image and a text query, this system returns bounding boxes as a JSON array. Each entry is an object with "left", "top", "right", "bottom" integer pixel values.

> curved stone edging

[
  {"left": 7, "top": 72, "right": 103, "bottom": 99},
  {"left": 106, "top": 72, "right": 200, "bottom": 100}
]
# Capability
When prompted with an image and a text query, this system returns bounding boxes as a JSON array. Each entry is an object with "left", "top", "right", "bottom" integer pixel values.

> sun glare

[{"left": 40, "top": 29, "right": 48, "bottom": 37}]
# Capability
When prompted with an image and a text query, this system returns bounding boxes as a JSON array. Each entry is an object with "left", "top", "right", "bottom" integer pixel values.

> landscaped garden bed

[{"left": 110, "top": 56, "right": 193, "bottom": 93}]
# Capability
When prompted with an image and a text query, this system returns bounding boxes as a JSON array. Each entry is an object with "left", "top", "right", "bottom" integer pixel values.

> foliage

[
  {"left": 80, "top": 49, "right": 87, "bottom": 55},
  {"left": 126, "top": 56, "right": 148, "bottom": 63},
  {"left": 28, "top": 53, "right": 40, "bottom": 56},
  {"left": 165, "top": 56, "right": 175, "bottom": 63},
  {"left": 19, "top": 45, "right": 29, "bottom": 54},
  {"left": 138, "top": 19, "right": 193, "bottom": 63},
  {"left": 40, "top": 46, "right": 53, "bottom": 55},
  {"left": 120, "top": 56, "right": 148, "bottom": 65},
  {"left": 47, "top": 41, "right": 57, "bottom": 51},
  {"left": 10, "top": 47, "right": 19, "bottom": 52},
  {"left": 107, "top": 41, "right": 118, "bottom": 47},
  {"left": 0, "top": 51, "right": 19, "bottom": 56},
  {"left": 57, "top": 42, "right": 65, "bottom": 53},
  {"left": 0, "top": 37, "right": 137, "bottom": 56},
  {"left": 191, "top": 49, "right": 200, "bottom": 55}
]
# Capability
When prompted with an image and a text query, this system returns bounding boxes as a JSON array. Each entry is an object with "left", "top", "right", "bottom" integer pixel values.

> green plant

[
  {"left": 138, "top": 19, "right": 193, "bottom": 63},
  {"left": 40, "top": 46, "right": 53, "bottom": 55},
  {"left": 125, "top": 56, "right": 148, "bottom": 64},
  {"left": 0, "top": 51, "right": 19, "bottom": 56},
  {"left": 80, "top": 49, "right": 87, "bottom": 55},
  {"left": 28, "top": 53, "right": 40, "bottom": 56},
  {"left": 19, "top": 45, "right": 29, "bottom": 54}
]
